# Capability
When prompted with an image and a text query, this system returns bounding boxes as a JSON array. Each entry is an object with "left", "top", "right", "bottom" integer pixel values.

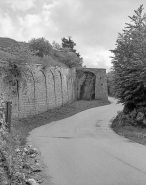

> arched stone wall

[
  {"left": 61, "top": 74, "right": 68, "bottom": 104},
  {"left": 46, "top": 69, "right": 56, "bottom": 108},
  {"left": 29, "top": 71, "right": 36, "bottom": 113},
  {"left": 55, "top": 69, "right": 63, "bottom": 106},
  {"left": 58, "top": 70, "right": 64, "bottom": 105},
  {"left": 34, "top": 70, "right": 47, "bottom": 114},
  {"left": 0, "top": 62, "right": 108, "bottom": 118},
  {"left": 18, "top": 71, "right": 35, "bottom": 118},
  {"left": 16, "top": 66, "right": 76, "bottom": 118},
  {"left": 67, "top": 77, "right": 73, "bottom": 102},
  {"left": 0, "top": 63, "right": 76, "bottom": 118}
]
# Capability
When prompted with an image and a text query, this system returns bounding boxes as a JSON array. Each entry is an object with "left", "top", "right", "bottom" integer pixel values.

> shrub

[
  {"left": 53, "top": 49, "right": 82, "bottom": 68},
  {"left": 112, "top": 107, "right": 146, "bottom": 128},
  {"left": 111, "top": 111, "right": 132, "bottom": 128},
  {"left": 29, "top": 37, "right": 53, "bottom": 57}
]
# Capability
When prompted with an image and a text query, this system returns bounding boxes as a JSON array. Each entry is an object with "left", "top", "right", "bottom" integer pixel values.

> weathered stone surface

[
  {"left": 0, "top": 64, "right": 76, "bottom": 118},
  {"left": 77, "top": 68, "right": 108, "bottom": 101},
  {"left": 77, "top": 71, "right": 95, "bottom": 100},
  {"left": 0, "top": 62, "right": 108, "bottom": 118}
]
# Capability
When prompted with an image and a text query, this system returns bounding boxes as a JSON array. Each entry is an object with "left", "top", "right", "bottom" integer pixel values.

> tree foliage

[
  {"left": 53, "top": 49, "right": 82, "bottom": 68},
  {"left": 62, "top": 36, "right": 76, "bottom": 52},
  {"left": 111, "top": 5, "right": 146, "bottom": 108},
  {"left": 28, "top": 37, "right": 83, "bottom": 68},
  {"left": 61, "top": 36, "right": 83, "bottom": 67},
  {"left": 28, "top": 37, "right": 53, "bottom": 57}
]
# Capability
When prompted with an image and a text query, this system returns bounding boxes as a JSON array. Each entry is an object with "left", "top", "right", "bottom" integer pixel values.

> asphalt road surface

[{"left": 29, "top": 97, "right": 146, "bottom": 185}]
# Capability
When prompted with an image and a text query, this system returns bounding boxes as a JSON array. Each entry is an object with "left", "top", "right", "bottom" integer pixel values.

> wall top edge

[
  {"left": 77, "top": 68, "right": 106, "bottom": 71},
  {"left": 0, "top": 61, "right": 76, "bottom": 70}
]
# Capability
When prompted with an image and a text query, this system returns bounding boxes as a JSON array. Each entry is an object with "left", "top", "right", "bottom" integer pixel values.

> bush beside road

[{"left": 111, "top": 111, "right": 146, "bottom": 146}]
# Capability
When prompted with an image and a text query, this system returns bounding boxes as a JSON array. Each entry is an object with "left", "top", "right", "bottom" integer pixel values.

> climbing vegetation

[{"left": 0, "top": 44, "right": 34, "bottom": 95}]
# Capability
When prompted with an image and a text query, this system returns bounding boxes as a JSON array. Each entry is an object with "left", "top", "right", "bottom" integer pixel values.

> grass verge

[
  {"left": 12, "top": 99, "right": 110, "bottom": 145},
  {"left": 111, "top": 118, "right": 146, "bottom": 146}
]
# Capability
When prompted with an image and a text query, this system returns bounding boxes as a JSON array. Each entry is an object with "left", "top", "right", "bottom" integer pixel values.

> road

[{"left": 29, "top": 97, "right": 146, "bottom": 185}]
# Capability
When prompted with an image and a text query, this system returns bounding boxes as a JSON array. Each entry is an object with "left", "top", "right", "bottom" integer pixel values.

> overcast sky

[{"left": 0, "top": 0, "right": 146, "bottom": 70}]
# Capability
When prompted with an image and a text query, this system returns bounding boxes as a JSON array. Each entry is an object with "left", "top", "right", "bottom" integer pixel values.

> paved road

[{"left": 29, "top": 98, "right": 146, "bottom": 185}]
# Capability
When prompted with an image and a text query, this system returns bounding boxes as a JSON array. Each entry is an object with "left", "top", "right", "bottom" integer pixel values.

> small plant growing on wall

[
  {"left": 1, "top": 63, "right": 23, "bottom": 96},
  {"left": 0, "top": 43, "right": 37, "bottom": 96}
]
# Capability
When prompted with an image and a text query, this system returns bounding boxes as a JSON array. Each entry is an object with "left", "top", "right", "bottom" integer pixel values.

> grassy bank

[
  {"left": 12, "top": 99, "right": 110, "bottom": 145},
  {"left": 111, "top": 115, "right": 146, "bottom": 146}
]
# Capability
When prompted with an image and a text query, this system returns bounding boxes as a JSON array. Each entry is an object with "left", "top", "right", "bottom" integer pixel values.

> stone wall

[
  {"left": 77, "top": 68, "right": 108, "bottom": 101},
  {"left": 0, "top": 64, "right": 108, "bottom": 119},
  {"left": 0, "top": 63, "right": 76, "bottom": 118}
]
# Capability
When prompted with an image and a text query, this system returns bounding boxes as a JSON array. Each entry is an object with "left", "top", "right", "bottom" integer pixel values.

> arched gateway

[{"left": 76, "top": 68, "right": 108, "bottom": 101}]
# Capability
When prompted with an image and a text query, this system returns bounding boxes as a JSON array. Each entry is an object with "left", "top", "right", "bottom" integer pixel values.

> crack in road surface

[{"left": 29, "top": 98, "right": 146, "bottom": 185}]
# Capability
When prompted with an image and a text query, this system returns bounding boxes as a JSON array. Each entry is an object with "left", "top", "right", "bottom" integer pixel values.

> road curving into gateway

[{"left": 29, "top": 97, "right": 146, "bottom": 185}]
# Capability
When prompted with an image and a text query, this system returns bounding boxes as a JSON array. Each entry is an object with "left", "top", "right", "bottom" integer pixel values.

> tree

[
  {"left": 62, "top": 36, "right": 76, "bottom": 52},
  {"left": 28, "top": 37, "right": 53, "bottom": 57},
  {"left": 111, "top": 5, "right": 146, "bottom": 109},
  {"left": 61, "top": 36, "right": 83, "bottom": 67}
]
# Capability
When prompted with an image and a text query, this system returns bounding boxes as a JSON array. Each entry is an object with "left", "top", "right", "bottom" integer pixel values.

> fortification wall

[
  {"left": 0, "top": 63, "right": 76, "bottom": 118},
  {"left": 77, "top": 68, "right": 108, "bottom": 101},
  {"left": 0, "top": 63, "right": 108, "bottom": 119}
]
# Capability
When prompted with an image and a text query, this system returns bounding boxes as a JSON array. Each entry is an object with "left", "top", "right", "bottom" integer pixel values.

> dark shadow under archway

[{"left": 77, "top": 71, "right": 96, "bottom": 100}]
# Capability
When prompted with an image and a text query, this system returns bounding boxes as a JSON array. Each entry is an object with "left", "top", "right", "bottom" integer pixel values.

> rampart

[
  {"left": 0, "top": 63, "right": 76, "bottom": 118},
  {"left": 0, "top": 63, "right": 108, "bottom": 119}
]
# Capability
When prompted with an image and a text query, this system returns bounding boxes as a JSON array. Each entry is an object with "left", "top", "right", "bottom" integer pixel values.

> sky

[{"left": 0, "top": 0, "right": 146, "bottom": 71}]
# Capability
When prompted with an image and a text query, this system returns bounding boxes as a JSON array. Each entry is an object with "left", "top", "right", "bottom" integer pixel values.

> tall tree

[
  {"left": 61, "top": 36, "right": 83, "bottom": 67},
  {"left": 111, "top": 5, "right": 146, "bottom": 109},
  {"left": 62, "top": 36, "right": 76, "bottom": 52}
]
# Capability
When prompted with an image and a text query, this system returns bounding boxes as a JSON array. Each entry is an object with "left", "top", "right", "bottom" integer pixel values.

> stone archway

[{"left": 77, "top": 71, "right": 96, "bottom": 100}]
